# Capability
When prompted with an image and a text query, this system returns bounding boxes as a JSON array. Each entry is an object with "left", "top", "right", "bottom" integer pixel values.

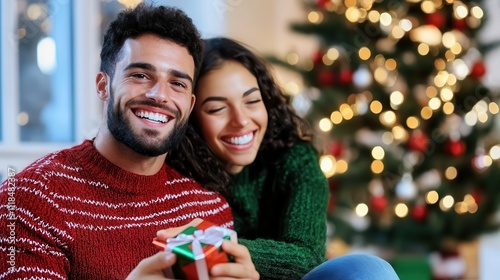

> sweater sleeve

[
  {"left": 0, "top": 168, "right": 71, "bottom": 279},
  {"left": 239, "top": 143, "right": 329, "bottom": 279}
]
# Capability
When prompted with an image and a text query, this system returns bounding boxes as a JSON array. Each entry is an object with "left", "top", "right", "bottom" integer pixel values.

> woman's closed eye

[
  {"left": 246, "top": 99, "right": 262, "bottom": 105},
  {"left": 207, "top": 106, "right": 225, "bottom": 114}
]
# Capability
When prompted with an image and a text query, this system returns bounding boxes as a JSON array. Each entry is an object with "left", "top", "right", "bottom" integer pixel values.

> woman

[{"left": 167, "top": 37, "right": 399, "bottom": 280}]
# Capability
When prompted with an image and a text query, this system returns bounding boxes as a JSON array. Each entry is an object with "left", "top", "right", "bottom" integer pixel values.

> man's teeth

[
  {"left": 135, "top": 111, "right": 168, "bottom": 123},
  {"left": 226, "top": 133, "right": 253, "bottom": 145}
]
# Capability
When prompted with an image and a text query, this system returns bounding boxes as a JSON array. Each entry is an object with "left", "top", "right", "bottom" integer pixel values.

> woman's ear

[{"left": 96, "top": 72, "right": 110, "bottom": 101}]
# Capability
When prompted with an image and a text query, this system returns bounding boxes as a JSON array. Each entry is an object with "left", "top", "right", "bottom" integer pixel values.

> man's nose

[{"left": 146, "top": 82, "right": 171, "bottom": 103}]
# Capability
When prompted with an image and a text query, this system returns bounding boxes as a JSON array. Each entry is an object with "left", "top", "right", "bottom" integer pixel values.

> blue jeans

[{"left": 302, "top": 254, "right": 400, "bottom": 280}]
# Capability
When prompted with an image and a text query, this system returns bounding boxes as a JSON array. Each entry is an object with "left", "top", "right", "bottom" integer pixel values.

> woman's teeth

[
  {"left": 135, "top": 111, "right": 168, "bottom": 123},
  {"left": 225, "top": 133, "right": 253, "bottom": 145}
]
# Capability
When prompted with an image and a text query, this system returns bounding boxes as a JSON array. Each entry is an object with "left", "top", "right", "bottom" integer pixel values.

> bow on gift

[{"left": 165, "top": 226, "right": 234, "bottom": 280}]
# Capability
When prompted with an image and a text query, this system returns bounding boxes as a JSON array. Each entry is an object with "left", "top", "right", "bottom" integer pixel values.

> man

[{"left": 0, "top": 4, "right": 258, "bottom": 279}]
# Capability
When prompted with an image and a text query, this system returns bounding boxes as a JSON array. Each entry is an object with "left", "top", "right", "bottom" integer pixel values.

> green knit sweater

[{"left": 229, "top": 143, "right": 329, "bottom": 279}]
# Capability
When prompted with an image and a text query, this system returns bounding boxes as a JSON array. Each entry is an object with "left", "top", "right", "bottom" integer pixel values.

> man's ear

[
  {"left": 96, "top": 72, "right": 110, "bottom": 101},
  {"left": 188, "top": 93, "right": 196, "bottom": 115}
]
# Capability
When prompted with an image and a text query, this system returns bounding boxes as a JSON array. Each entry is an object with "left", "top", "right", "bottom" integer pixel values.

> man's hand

[
  {"left": 125, "top": 252, "right": 177, "bottom": 280},
  {"left": 126, "top": 219, "right": 203, "bottom": 280},
  {"left": 156, "top": 218, "right": 204, "bottom": 240}
]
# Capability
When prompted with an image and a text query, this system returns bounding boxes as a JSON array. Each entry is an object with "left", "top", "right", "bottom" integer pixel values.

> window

[
  {"left": 100, "top": 1, "right": 125, "bottom": 37},
  {"left": 0, "top": 0, "right": 227, "bottom": 177},
  {"left": 0, "top": 0, "right": 3, "bottom": 143},
  {"left": 17, "top": 0, "right": 74, "bottom": 142},
  {"left": 0, "top": 0, "right": 99, "bottom": 175}
]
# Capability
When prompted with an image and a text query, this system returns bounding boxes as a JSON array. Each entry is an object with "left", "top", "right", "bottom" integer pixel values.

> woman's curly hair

[{"left": 167, "top": 37, "right": 315, "bottom": 194}]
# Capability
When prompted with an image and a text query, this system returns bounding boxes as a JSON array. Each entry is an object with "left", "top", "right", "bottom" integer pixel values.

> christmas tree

[{"left": 271, "top": 0, "right": 500, "bottom": 257}]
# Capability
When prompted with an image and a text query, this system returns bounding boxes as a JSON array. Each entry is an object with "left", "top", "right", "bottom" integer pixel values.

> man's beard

[{"left": 107, "top": 89, "right": 188, "bottom": 157}]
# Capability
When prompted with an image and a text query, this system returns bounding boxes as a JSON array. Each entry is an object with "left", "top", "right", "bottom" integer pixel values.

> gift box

[{"left": 152, "top": 220, "right": 237, "bottom": 280}]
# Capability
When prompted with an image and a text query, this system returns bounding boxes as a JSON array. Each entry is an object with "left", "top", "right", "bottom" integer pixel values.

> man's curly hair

[
  {"left": 167, "top": 37, "right": 315, "bottom": 194},
  {"left": 100, "top": 3, "right": 203, "bottom": 82}
]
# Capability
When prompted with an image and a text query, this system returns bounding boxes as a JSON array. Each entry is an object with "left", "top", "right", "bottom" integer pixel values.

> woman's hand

[
  {"left": 210, "top": 241, "right": 260, "bottom": 280},
  {"left": 125, "top": 251, "right": 177, "bottom": 280}
]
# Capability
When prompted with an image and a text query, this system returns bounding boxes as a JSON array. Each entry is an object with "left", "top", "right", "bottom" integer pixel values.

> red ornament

[
  {"left": 317, "top": 70, "right": 336, "bottom": 86},
  {"left": 339, "top": 69, "right": 353, "bottom": 85},
  {"left": 329, "top": 180, "right": 338, "bottom": 191},
  {"left": 316, "top": 0, "right": 330, "bottom": 9},
  {"left": 370, "top": 195, "right": 388, "bottom": 213},
  {"left": 327, "top": 196, "right": 336, "bottom": 212},
  {"left": 469, "top": 61, "right": 486, "bottom": 79},
  {"left": 426, "top": 11, "right": 446, "bottom": 29},
  {"left": 408, "top": 130, "right": 429, "bottom": 153},
  {"left": 471, "top": 189, "right": 483, "bottom": 205},
  {"left": 329, "top": 141, "right": 344, "bottom": 158},
  {"left": 453, "top": 18, "right": 467, "bottom": 31},
  {"left": 446, "top": 140, "right": 466, "bottom": 157},
  {"left": 411, "top": 204, "right": 428, "bottom": 221},
  {"left": 313, "top": 50, "right": 324, "bottom": 65}
]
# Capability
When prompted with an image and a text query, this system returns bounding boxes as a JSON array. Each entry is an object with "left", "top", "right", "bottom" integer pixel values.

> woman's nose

[{"left": 231, "top": 109, "right": 250, "bottom": 127}]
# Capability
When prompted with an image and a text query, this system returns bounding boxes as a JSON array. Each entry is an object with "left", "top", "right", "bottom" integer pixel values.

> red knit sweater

[{"left": 0, "top": 140, "right": 233, "bottom": 279}]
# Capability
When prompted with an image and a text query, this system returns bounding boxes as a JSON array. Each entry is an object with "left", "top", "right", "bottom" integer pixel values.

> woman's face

[{"left": 194, "top": 60, "right": 268, "bottom": 174}]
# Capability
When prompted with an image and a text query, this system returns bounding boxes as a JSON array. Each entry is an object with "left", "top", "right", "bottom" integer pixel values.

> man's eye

[
  {"left": 172, "top": 81, "right": 187, "bottom": 89},
  {"left": 131, "top": 73, "right": 148, "bottom": 79}
]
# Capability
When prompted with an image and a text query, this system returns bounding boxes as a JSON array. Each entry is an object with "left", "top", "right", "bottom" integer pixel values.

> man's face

[{"left": 102, "top": 34, "right": 196, "bottom": 156}]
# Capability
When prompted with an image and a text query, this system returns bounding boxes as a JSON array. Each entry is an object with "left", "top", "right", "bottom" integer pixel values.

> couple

[{"left": 0, "top": 3, "right": 399, "bottom": 280}]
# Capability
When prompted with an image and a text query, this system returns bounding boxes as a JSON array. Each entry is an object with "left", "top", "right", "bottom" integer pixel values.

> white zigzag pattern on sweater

[
  {"left": 164, "top": 177, "right": 194, "bottom": 185},
  {"left": 29, "top": 181, "right": 219, "bottom": 209},
  {"left": 1, "top": 188, "right": 224, "bottom": 222},
  {"left": 66, "top": 204, "right": 230, "bottom": 231},
  {"left": 0, "top": 185, "right": 63, "bottom": 209},
  {"left": 56, "top": 198, "right": 223, "bottom": 221},
  {"left": 40, "top": 169, "right": 111, "bottom": 189},
  {"left": 219, "top": 221, "right": 234, "bottom": 229},
  {"left": 52, "top": 161, "right": 81, "bottom": 172},
  {"left": 5, "top": 177, "right": 218, "bottom": 209},
  {"left": 0, "top": 266, "right": 65, "bottom": 279},
  {"left": 39, "top": 167, "right": 195, "bottom": 190},
  {"left": 8, "top": 176, "right": 109, "bottom": 193},
  {"left": 0, "top": 237, "right": 65, "bottom": 257},
  {"left": 15, "top": 207, "right": 73, "bottom": 244},
  {"left": 27, "top": 152, "right": 60, "bottom": 174}
]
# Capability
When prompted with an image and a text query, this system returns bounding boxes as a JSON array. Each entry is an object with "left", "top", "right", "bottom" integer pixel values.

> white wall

[
  {"left": 476, "top": 0, "right": 500, "bottom": 277},
  {"left": 478, "top": 0, "right": 500, "bottom": 91}
]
